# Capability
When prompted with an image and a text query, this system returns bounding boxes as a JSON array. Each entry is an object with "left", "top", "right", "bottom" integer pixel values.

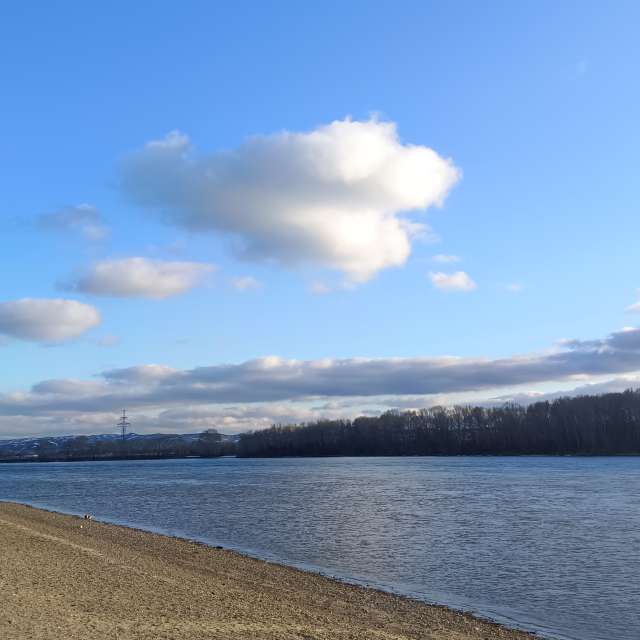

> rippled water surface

[{"left": 1, "top": 456, "right": 639, "bottom": 639}]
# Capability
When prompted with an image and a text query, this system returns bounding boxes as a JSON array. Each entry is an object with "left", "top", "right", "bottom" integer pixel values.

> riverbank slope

[{"left": 0, "top": 502, "right": 533, "bottom": 640}]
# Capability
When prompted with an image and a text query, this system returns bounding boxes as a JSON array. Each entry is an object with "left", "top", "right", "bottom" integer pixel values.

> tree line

[
  {"left": 4, "top": 389, "right": 640, "bottom": 462},
  {"left": 237, "top": 389, "right": 640, "bottom": 457}
]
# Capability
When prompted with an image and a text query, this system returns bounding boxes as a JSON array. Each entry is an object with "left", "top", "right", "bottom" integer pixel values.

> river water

[{"left": 1, "top": 456, "right": 638, "bottom": 639}]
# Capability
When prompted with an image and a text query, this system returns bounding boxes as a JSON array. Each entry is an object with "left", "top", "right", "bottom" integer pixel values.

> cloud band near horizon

[{"left": 2, "top": 327, "right": 640, "bottom": 438}]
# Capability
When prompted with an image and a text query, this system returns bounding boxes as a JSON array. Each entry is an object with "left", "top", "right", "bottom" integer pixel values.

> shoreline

[
  {"left": 0, "top": 501, "right": 537, "bottom": 640},
  {"left": 2, "top": 452, "right": 639, "bottom": 464}
]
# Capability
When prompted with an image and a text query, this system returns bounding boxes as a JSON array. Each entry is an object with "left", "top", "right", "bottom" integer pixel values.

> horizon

[
  {"left": 3, "top": 1, "right": 640, "bottom": 439},
  {"left": 4, "top": 382, "right": 640, "bottom": 443}
]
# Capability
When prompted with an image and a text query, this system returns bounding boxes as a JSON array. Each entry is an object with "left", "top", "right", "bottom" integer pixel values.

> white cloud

[
  {"left": 65, "top": 257, "right": 215, "bottom": 299},
  {"left": 231, "top": 276, "right": 261, "bottom": 291},
  {"left": 431, "top": 254, "right": 460, "bottom": 264},
  {"left": 0, "top": 298, "right": 101, "bottom": 343},
  {"left": 38, "top": 204, "right": 109, "bottom": 240},
  {"left": 121, "top": 118, "right": 460, "bottom": 283},
  {"left": 506, "top": 283, "right": 523, "bottom": 293},
  {"left": 429, "top": 270, "right": 477, "bottom": 292},
  {"left": 104, "top": 363, "right": 177, "bottom": 383}
]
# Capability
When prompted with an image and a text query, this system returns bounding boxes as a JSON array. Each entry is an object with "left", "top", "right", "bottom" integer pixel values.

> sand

[{"left": 0, "top": 502, "right": 535, "bottom": 640}]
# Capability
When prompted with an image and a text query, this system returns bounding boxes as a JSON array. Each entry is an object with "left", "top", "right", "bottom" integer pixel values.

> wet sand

[{"left": 0, "top": 502, "right": 535, "bottom": 640}]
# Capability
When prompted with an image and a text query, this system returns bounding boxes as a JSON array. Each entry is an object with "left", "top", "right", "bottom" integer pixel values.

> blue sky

[{"left": 2, "top": 1, "right": 640, "bottom": 437}]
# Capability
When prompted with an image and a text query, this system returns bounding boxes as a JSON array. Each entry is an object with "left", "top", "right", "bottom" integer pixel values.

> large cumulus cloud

[{"left": 120, "top": 118, "right": 460, "bottom": 283}]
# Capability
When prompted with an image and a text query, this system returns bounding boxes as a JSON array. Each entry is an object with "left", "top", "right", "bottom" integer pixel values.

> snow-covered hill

[{"left": 0, "top": 432, "right": 239, "bottom": 457}]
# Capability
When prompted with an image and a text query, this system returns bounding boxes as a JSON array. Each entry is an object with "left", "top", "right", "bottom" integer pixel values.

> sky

[{"left": 2, "top": 1, "right": 640, "bottom": 438}]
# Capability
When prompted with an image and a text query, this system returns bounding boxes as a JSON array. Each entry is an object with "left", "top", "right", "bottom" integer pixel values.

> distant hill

[{"left": 0, "top": 432, "right": 239, "bottom": 461}]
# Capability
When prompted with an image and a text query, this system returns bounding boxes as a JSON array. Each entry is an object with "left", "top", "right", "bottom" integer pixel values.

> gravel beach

[{"left": 0, "top": 502, "right": 534, "bottom": 640}]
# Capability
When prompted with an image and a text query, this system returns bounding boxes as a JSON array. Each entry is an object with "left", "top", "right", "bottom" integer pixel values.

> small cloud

[
  {"left": 63, "top": 257, "right": 215, "bottom": 299},
  {"left": 431, "top": 254, "right": 461, "bottom": 264},
  {"left": 95, "top": 334, "right": 121, "bottom": 347},
  {"left": 505, "top": 283, "right": 523, "bottom": 293},
  {"left": 429, "top": 271, "right": 477, "bottom": 292},
  {"left": 576, "top": 60, "right": 588, "bottom": 77},
  {"left": 0, "top": 298, "right": 101, "bottom": 343},
  {"left": 405, "top": 221, "right": 440, "bottom": 244},
  {"left": 230, "top": 276, "right": 261, "bottom": 292},
  {"left": 310, "top": 281, "right": 332, "bottom": 295},
  {"left": 38, "top": 204, "right": 109, "bottom": 241}
]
